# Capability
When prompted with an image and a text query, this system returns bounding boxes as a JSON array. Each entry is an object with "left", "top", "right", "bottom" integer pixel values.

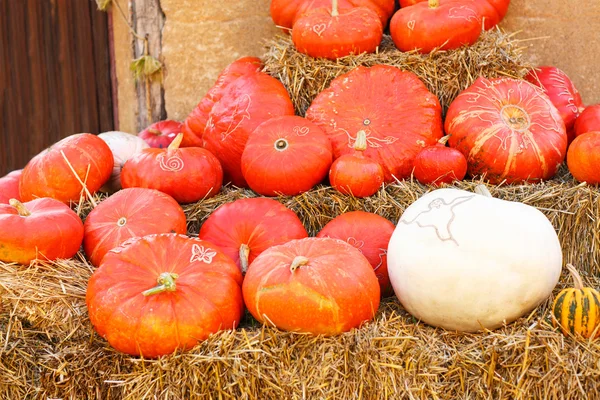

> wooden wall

[{"left": 0, "top": 0, "right": 113, "bottom": 176}]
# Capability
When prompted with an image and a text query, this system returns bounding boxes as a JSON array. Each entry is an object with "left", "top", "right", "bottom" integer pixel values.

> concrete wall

[{"left": 111, "top": 0, "right": 600, "bottom": 131}]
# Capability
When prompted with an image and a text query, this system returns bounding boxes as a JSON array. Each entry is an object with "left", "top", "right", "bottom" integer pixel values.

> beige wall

[{"left": 112, "top": 0, "right": 600, "bottom": 130}]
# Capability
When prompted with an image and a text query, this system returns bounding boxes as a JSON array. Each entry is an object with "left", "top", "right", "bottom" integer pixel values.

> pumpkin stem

[
  {"left": 167, "top": 133, "right": 184, "bottom": 151},
  {"left": 565, "top": 264, "right": 585, "bottom": 290},
  {"left": 474, "top": 184, "right": 493, "bottom": 198},
  {"left": 331, "top": 0, "right": 339, "bottom": 16},
  {"left": 290, "top": 256, "right": 309, "bottom": 272},
  {"left": 428, "top": 0, "right": 439, "bottom": 8},
  {"left": 239, "top": 244, "right": 250, "bottom": 274},
  {"left": 142, "top": 272, "right": 179, "bottom": 296},
  {"left": 9, "top": 199, "right": 31, "bottom": 217},
  {"left": 438, "top": 135, "right": 451, "bottom": 146},
  {"left": 148, "top": 128, "right": 162, "bottom": 136},
  {"left": 354, "top": 130, "right": 368, "bottom": 151}
]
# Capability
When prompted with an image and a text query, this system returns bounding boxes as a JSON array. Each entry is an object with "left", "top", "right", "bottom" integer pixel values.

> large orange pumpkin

[
  {"left": 566, "top": 131, "right": 600, "bottom": 185},
  {"left": 198, "top": 198, "right": 308, "bottom": 274},
  {"left": 317, "top": 211, "right": 395, "bottom": 297},
  {"left": 445, "top": 77, "right": 567, "bottom": 184},
  {"left": 201, "top": 70, "right": 295, "bottom": 187},
  {"left": 121, "top": 134, "right": 223, "bottom": 204},
  {"left": 181, "top": 57, "right": 262, "bottom": 148},
  {"left": 305, "top": 65, "right": 443, "bottom": 182},
  {"left": 83, "top": 188, "right": 188, "bottom": 267},
  {"left": 241, "top": 116, "right": 333, "bottom": 196},
  {"left": 0, "top": 170, "right": 22, "bottom": 204},
  {"left": 0, "top": 198, "right": 84, "bottom": 265},
  {"left": 20, "top": 133, "right": 113, "bottom": 204},
  {"left": 86, "top": 233, "right": 244, "bottom": 358},
  {"left": 242, "top": 237, "right": 380, "bottom": 335}
]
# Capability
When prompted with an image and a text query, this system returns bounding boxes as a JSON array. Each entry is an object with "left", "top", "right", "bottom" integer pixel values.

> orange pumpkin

[
  {"left": 566, "top": 131, "right": 600, "bottom": 185},
  {"left": 574, "top": 104, "right": 600, "bottom": 138},
  {"left": 243, "top": 237, "right": 380, "bottom": 335},
  {"left": 412, "top": 135, "right": 467, "bottom": 186},
  {"left": 0, "top": 170, "right": 22, "bottom": 204}
]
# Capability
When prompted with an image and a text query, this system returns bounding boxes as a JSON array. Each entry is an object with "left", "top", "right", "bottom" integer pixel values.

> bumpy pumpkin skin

[
  {"left": 0, "top": 169, "right": 22, "bottom": 204},
  {"left": 20, "top": 133, "right": 113, "bottom": 204},
  {"left": 566, "top": 131, "right": 600, "bottom": 185},
  {"left": 0, "top": 198, "right": 84, "bottom": 265},
  {"left": 83, "top": 188, "right": 187, "bottom": 267},
  {"left": 291, "top": 6, "right": 383, "bottom": 60},
  {"left": 98, "top": 131, "right": 150, "bottom": 193},
  {"left": 138, "top": 120, "right": 183, "bottom": 149},
  {"left": 198, "top": 198, "right": 308, "bottom": 274},
  {"left": 242, "top": 237, "right": 380, "bottom": 335},
  {"left": 445, "top": 77, "right": 567, "bottom": 184},
  {"left": 317, "top": 211, "right": 396, "bottom": 297},
  {"left": 306, "top": 65, "right": 443, "bottom": 182},
  {"left": 86, "top": 233, "right": 244, "bottom": 358},
  {"left": 181, "top": 57, "right": 262, "bottom": 148},
  {"left": 387, "top": 187, "right": 562, "bottom": 332},
  {"left": 574, "top": 104, "right": 600, "bottom": 138},
  {"left": 241, "top": 116, "right": 333, "bottom": 196},
  {"left": 552, "top": 265, "right": 600, "bottom": 339}
]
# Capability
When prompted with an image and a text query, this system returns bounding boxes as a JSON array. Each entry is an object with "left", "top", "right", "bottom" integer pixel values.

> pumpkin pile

[{"left": 3, "top": 0, "right": 600, "bottom": 367}]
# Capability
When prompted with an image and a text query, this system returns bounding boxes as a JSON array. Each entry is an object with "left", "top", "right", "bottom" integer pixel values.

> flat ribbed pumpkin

[
  {"left": 305, "top": 65, "right": 443, "bottom": 182},
  {"left": 566, "top": 131, "right": 600, "bottom": 185},
  {"left": 445, "top": 77, "right": 567, "bottom": 184},
  {"left": 552, "top": 264, "right": 600, "bottom": 340}
]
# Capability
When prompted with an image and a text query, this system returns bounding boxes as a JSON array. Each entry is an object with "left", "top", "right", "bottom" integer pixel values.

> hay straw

[{"left": 262, "top": 28, "right": 532, "bottom": 116}]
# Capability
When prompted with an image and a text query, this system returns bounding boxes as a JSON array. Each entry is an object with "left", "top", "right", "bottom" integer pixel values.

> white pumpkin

[
  {"left": 387, "top": 185, "right": 562, "bottom": 332},
  {"left": 98, "top": 131, "right": 149, "bottom": 193}
]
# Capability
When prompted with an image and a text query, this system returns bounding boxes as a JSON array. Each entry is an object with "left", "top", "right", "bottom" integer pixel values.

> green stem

[
  {"left": 290, "top": 256, "right": 309, "bottom": 272},
  {"left": 143, "top": 272, "right": 179, "bottom": 296},
  {"left": 239, "top": 244, "right": 250, "bottom": 274}
]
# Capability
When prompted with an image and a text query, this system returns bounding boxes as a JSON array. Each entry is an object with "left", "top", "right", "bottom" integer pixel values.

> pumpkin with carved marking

[
  {"left": 412, "top": 135, "right": 467, "bottom": 186},
  {"left": 291, "top": 0, "right": 383, "bottom": 59},
  {"left": 83, "top": 188, "right": 187, "bottom": 267},
  {"left": 397, "top": 0, "right": 509, "bottom": 29},
  {"left": 198, "top": 198, "right": 308, "bottom": 274},
  {"left": 241, "top": 116, "right": 332, "bottom": 196},
  {"left": 566, "top": 131, "right": 600, "bottom": 185},
  {"left": 552, "top": 264, "right": 600, "bottom": 340},
  {"left": 138, "top": 120, "right": 183, "bottom": 149},
  {"left": 387, "top": 185, "right": 562, "bottom": 332},
  {"left": 306, "top": 65, "right": 443, "bottom": 182},
  {"left": 317, "top": 211, "right": 395, "bottom": 297},
  {"left": 86, "top": 233, "right": 244, "bottom": 357},
  {"left": 201, "top": 68, "right": 295, "bottom": 187},
  {"left": 181, "top": 57, "right": 262, "bottom": 148},
  {"left": 19, "top": 133, "right": 113, "bottom": 204},
  {"left": 445, "top": 77, "right": 567, "bottom": 184},
  {"left": 98, "top": 131, "right": 150, "bottom": 193},
  {"left": 0, "top": 198, "right": 84, "bottom": 265},
  {"left": 525, "top": 66, "right": 584, "bottom": 144},
  {"left": 270, "top": 0, "right": 395, "bottom": 31},
  {"left": 0, "top": 170, "right": 22, "bottom": 204},
  {"left": 390, "top": 0, "right": 483, "bottom": 54},
  {"left": 243, "top": 237, "right": 380, "bottom": 335},
  {"left": 574, "top": 104, "right": 600, "bottom": 138},
  {"left": 120, "top": 133, "right": 222, "bottom": 204}
]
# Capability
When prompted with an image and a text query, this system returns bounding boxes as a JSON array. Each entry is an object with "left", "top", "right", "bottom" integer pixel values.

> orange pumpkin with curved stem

[
  {"left": 306, "top": 65, "right": 443, "bottom": 182},
  {"left": 0, "top": 170, "right": 22, "bottom": 204},
  {"left": 329, "top": 130, "right": 384, "bottom": 197},
  {"left": 445, "top": 77, "right": 567, "bottom": 184},
  {"left": 390, "top": 0, "right": 483, "bottom": 54},
  {"left": 271, "top": 0, "right": 395, "bottom": 31},
  {"left": 83, "top": 188, "right": 187, "bottom": 267},
  {"left": 317, "top": 211, "right": 395, "bottom": 297},
  {"left": 198, "top": 198, "right": 308, "bottom": 274},
  {"left": 566, "top": 131, "right": 600, "bottom": 185},
  {"left": 86, "top": 233, "right": 244, "bottom": 358},
  {"left": 241, "top": 116, "right": 333, "bottom": 196},
  {"left": 19, "top": 133, "right": 113, "bottom": 204},
  {"left": 413, "top": 135, "right": 468, "bottom": 186},
  {"left": 181, "top": 57, "right": 262, "bottom": 148},
  {"left": 0, "top": 198, "right": 84, "bottom": 265},
  {"left": 291, "top": 0, "right": 383, "bottom": 60},
  {"left": 242, "top": 237, "right": 380, "bottom": 335},
  {"left": 121, "top": 133, "right": 223, "bottom": 203},
  {"left": 574, "top": 104, "right": 600, "bottom": 138}
]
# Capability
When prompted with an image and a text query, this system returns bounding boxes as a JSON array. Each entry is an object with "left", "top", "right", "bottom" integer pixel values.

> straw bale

[{"left": 262, "top": 28, "right": 532, "bottom": 116}]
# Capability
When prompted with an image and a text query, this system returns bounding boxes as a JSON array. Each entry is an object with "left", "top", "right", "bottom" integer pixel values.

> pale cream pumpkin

[
  {"left": 387, "top": 185, "right": 562, "bottom": 332},
  {"left": 98, "top": 131, "right": 150, "bottom": 193}
]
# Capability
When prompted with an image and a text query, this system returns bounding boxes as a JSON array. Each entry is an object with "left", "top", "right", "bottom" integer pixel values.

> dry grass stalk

[{"left": 262, "top": 28, "right": 532, "bottom": 116}]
